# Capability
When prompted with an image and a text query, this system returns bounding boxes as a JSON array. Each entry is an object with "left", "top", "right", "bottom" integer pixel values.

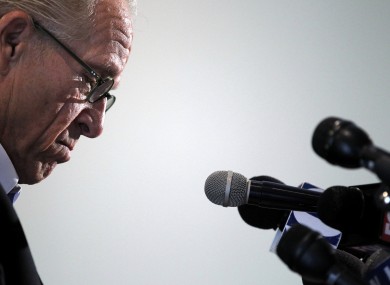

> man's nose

[{"left": 76, "top": 100, "right": 106, "bottom": 138}]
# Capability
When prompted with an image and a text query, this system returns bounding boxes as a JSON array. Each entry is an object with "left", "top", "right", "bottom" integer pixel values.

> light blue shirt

[{"left": 0, "top": 144, "right": 20, "bottom": 202}]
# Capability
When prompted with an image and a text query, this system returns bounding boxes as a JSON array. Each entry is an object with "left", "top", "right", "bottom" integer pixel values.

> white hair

[{"left": 0, "top": 0, "right": 136, "bottom": 39}]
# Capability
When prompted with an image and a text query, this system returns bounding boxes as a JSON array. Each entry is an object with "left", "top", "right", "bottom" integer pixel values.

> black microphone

[
  {"left": 316, "top": 183, "right": 390, "bottom": 258},
  {"left": 204, "top": 170, "right": 321, "bottom": 212},
  {"left": 237, "top": 176, "right": 290, "bottom": 230},
  {"left": 317, "top": 185, "right": 370, "bottom": 233},
  {"left": 302, "top": 249, "right": 367, "bottom": 285},
  {"left": 276, "top": 224, "right": 366, "bottom": 285},
  {"left": 362, "top": 248, "right": 390, "bottom": 284},
  {"left": 312, "top": 116, "right": 390, "bottom": 187}
]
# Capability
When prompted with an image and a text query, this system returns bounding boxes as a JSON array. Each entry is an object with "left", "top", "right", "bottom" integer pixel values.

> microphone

[
  {"left": 204, "top": 170, "right": 321, "bottom": 212},
  {"left": 237, "top": 176, "right": 290, "bottom": 230},
  {"left": 363, "top": 248, "right": 390, "bottom": 284},
  {"left": 312, "top": 116, "right": 390, "bottom": 187},
  {"left": 208, "top": 171, "right": 388, "bottom": 257},
  {"left": 316, "top": 183, "right": 390, "bottom": 258},
  {"left": 317, "top": 185, "right": 371, "bottom": 233},
  {"left": 303, "top": 250, "right": 366, "bottom": 285},
  {"left": 364, "top": 248, "right": 390, "bottom": 285},
  {"left": 318, "top": 182, "right": 390, "bottom": 246},
  {"left": 233, "top": 177, "right": 390, "bottom": 257},
  {"left": 276, "top": 223, "right": 366, "bottom": 285}
]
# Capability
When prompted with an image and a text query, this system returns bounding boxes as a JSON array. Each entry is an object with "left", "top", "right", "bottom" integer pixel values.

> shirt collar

[{"left": 0, "top": 144, "right": 19, "bottom": 195}]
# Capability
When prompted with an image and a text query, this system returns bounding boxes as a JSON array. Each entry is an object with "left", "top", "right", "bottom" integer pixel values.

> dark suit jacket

[{"left": 0, "top": 185, "right": 42, "bottom": 284}]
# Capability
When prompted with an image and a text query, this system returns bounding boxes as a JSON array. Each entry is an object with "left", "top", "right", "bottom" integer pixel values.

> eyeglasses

[{"left": 33, "top": 21, "right": 116, "bottom": 112}]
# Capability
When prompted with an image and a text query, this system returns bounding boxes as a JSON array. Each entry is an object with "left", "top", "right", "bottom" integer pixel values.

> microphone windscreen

[
  {"left": 311, "top": 117, "right": 341, "bottom": 161},
  {"left": 363, "top": 248, "right": 390, "bottom": 276},
  {"left": 311, "top": 117, "right": 372, "bottom": 168},
  {"left": 237, "top": 175, "right": 288, "bottom": 230},
  {"left": 302, "top": 249, "right": 365, "bottom": 285},
  {"left": 317, "top": 186, "right": 365, "bottom": 231},
  {"left": 276, "top": 223, "right": 335, "bottom": 282},
  {"left": 334, "top": 249, "right": 365, "bottom": 278}
]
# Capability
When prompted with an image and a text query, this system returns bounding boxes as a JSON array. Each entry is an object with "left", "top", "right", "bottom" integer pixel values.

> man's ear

[{"left": 0, "top": 11, "right": 32, "bottom": 73}]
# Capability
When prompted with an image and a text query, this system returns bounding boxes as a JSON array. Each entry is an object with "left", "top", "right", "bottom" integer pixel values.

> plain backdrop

[{"left": 15, "top": 1, "right": 390, "bottom": 284}]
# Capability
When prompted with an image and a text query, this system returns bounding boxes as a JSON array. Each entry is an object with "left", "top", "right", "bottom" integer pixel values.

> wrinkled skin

[{"left": 0, "top": 0, "right": 133, "bottom": 184}]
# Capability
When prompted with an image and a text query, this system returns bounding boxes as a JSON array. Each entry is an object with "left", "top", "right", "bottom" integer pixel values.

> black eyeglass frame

[{"left": 33, "top": 20, "right": 116, "bottom": 112}]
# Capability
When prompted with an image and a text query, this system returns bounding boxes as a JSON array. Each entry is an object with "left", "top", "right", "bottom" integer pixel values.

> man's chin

[{"left": 18, "top": 161, "right": 57, "bottom": 185}]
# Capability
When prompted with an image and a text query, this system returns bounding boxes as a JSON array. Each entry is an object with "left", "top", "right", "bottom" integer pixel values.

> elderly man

[{"left": 0, "top": 0, "right": 135, "bottom": 283}]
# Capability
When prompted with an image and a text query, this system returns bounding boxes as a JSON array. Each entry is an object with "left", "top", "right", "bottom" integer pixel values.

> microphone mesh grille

[{"left": 204, "top": 171, "right": 247, "bottom": 207}]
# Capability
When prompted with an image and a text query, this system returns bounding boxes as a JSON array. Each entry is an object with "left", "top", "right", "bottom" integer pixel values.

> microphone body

[
  {"left": 237, "top": 176, "right": 290, "bottom": 230},
  {"left": 248, "top": 180, "right": 319, "bottom": 211}
]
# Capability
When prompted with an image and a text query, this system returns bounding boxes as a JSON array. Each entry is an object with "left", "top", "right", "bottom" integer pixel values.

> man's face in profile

[{"left": 0, "top": 0, "right": 133, "bottom": 184}]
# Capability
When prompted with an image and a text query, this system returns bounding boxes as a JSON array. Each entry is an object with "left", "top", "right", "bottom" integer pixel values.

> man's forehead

[{"left": 82, "top": 0, "right": 133, "bottom": 80}]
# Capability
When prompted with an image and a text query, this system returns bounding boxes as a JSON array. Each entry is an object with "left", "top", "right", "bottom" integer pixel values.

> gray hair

[{"left": 0, "top": 0, "right": 137, "bottom": 40}]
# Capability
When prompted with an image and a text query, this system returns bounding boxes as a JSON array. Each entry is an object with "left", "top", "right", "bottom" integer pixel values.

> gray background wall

[{"left": 15, "top": 1, "right": 390, "bottom": 284}]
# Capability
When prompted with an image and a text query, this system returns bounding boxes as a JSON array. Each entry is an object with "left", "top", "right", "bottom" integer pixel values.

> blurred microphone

[
  {"left": 237, "top": 176, "right": 289, "bottom": 230},
  {"left": 317, "top": 185, "right": 380, "bottom": 234},
  {"left": 363, "top": 248, "right": 390, "bottom": 284},
  {"left": 303, "top": 249, "right": 367, "bottom": 285},
  {"left": 312, "top": 116, "right": 390, "bottom": 188},
  {"left": 304, "top": 183, "right": 390, "bottom": 257},
  {"left": 276, "top": 224, "right": 366, "bottom": 285},
  {"left": 204, "top": 170, "right": 320, "bottom": 212}
]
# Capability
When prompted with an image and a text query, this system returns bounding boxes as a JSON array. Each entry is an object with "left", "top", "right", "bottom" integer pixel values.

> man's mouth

[{"left": 57, "top": 139, "right": 75, "bottom": 151}]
